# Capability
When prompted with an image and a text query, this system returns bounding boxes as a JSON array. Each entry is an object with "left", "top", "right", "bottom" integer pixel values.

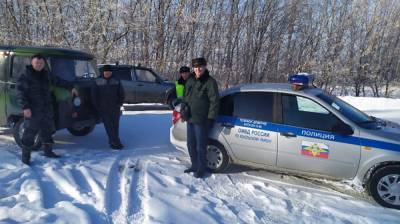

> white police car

[{"left": 170, "top": 73, "right": 400, "bottom": 209}]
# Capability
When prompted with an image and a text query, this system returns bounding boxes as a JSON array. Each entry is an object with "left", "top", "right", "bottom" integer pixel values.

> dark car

[
  {"left": 98, "top": 64, "right": 176, "bottom": 107},
  {"left": 0, "top": 45, "right": 100, "bottom": 150}
]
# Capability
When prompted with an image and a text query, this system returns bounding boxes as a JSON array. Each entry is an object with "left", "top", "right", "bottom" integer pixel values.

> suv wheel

[
  {"left": 206, "top": 140, "right": 229, "bottom": 173},
  {"left": 13, "top": 119, "right": 42, "bottom": 150},
  {"left": 368, "top": 165, "right": 400, "bottom": 209},
  {"left": 67, "top": 125, "right": 95, "bottom": 136}
]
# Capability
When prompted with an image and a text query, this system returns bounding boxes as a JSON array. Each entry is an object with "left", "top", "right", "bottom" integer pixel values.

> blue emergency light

[{"left": 288, "top": 73, "right": 315, "bottom": 89}]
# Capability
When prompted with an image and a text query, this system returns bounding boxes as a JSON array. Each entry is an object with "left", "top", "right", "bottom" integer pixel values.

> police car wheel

[
  {"left": 206, "top": 140, "right": 229, "bottom": 173},
  {"left": 67, "top": 125, "right": 95, "bottom": 136},
  {"left": 368, "top": 165, "right": 400, "bottom": 210},
  {"left": 13, "top": 119, "right": 42, "bottom": 151}
]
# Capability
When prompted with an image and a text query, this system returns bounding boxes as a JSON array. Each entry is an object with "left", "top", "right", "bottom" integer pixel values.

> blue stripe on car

[{"left": 217, "top": 115, "right": 400, "bottom": 152}]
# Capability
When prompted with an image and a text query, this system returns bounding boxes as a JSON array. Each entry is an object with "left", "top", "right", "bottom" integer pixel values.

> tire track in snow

[
  {"left": 79, "top": 165, "right": 106, "bottom": 211},
  {"left": 104, "top": 155, "right": 124, "bottom": 222},
  {"left": 40, "top": 164, "right": 94, "bottom": 206},
  {"left": 201, "top": 174, "right": 263, "bottom": 224},
  {"left": 105, "top": 155, "right": 150, "bottom": 224},
  {"left": 128, "top": 159, "right": 149, "bottom": 224}
]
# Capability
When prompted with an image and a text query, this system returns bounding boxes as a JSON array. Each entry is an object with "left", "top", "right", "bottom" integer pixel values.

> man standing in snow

[
  {"left": 183, "top": 57, "right": 219, "bottom": 178},
  {"left": 91, "top": 65, "right": 125, "bottom": 150},
  {"left": 175, "top": 66, "right": 191, "bottom": 99},
  {"left": 17, "top": 54, "right": 78, "bottom": 165}
]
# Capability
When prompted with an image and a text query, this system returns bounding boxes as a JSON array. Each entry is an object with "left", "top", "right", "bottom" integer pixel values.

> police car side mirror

[{"left": 332, "top": 122, "right": 354, "bottom": 136}]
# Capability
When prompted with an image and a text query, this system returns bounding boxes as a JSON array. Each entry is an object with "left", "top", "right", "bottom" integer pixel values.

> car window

[
  {"left": 219, "top": 92, "right": 274, "bottom": 122},
  {"left": 316, "top": 92, "right": 375, "bottom": 128},
  {"left": 297, "top": 97, "right": 329, "bottom": 114},
  {"left": 219, "top": 95, "right": 234, "bottom": 116},
  {"left": 50, "top": 58, "right": 97, "bottom": 81},
  {"left": 112, "top": 68, "right": 132, "bottom": 81},
  {"left": 282, "top": 94, "right": 341, "bottom": 132},
  {"left": 11, "top": 56, "right": 31, "bottom": 80},
  {"left": 135, "top": 69, "right": 157, "bottom": 82}
]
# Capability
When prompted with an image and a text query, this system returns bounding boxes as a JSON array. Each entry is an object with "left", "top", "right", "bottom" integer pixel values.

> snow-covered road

[{"left": 0, "top": 98, "right": 400, "bottom": 223}]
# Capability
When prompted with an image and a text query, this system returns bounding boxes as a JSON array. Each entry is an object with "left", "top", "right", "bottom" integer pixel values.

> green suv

[{"left": 0, "top": 45, "right": 100, "bottom": 149}]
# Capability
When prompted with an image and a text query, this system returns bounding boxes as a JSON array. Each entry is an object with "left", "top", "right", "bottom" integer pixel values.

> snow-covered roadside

[
  {"left": 340, "top": 96, "right": 400, "bottom": 124},
  {"left": 0, "top": 98, "right": 400, "bottom": 223}
]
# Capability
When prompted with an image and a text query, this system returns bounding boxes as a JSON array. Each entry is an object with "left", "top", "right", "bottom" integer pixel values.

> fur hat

[
  {"left": 102, "top": 65, "right": 112, "bottom": 72},
  {"left": 191, "top": 57, "right": 207, "bottom": 67}
]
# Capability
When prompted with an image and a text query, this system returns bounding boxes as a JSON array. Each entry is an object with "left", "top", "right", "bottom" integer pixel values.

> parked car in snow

[
  {"left": 97, "top": 64, "right": 176, "bottom": 107},
  {"left": 0, "top": 45, "right": 100, "bottom": 150},
  {"left": 170, "top": 73, "right": 400, "bottom": 210}
]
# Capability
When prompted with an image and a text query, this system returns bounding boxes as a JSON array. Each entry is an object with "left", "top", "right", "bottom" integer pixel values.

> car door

[
  {"left": 134, "top": 68, "right": 164, "bottom": 103},
  {"left": 112, "top": 67, "right": 135, "bottom": 103},
  {"left": 5, "top": 55, "right": 31, "bottom": 117},
  {"left": 276, "top": 93, "right": 361, "bottom": 179},
  {"left": 0, "top": 52, "right": 8, "bottom": 125},
  {"left": 218, "top": 92, "right": 278, "bottom": 166}
]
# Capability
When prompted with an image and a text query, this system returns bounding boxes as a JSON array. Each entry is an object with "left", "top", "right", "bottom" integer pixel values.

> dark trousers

[
  {"left": 101, "top": 109, "right": 121, "bottom": 145},
  {"left": 21, "top": 115, "right": 54, "bottom": 158},
  {"left": 186, "top": 122, "right": 208, "bottom": 173}
]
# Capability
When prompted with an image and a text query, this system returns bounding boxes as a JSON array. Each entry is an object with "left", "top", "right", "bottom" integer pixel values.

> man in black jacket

[
  {"left": 17, "top": 54, "right": 78, "bottom": 165},
  {"left": 92, "top": 65, "right": 125, "bottom": 150},
  {"left": 183, "top": 58, "right": 219, "bottom": 178}
]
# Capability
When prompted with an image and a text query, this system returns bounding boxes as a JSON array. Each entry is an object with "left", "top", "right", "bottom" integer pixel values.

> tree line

[{"left": 1, "top": 0, "right": 399, "bottom": 97}]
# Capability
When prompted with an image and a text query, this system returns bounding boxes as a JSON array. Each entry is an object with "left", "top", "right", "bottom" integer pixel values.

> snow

[
  {"left": 1, "top": 98, "right": 400, "bottom": 224},
  {"left": 340, "top": 96, "right": 400, "bottom": 124}
]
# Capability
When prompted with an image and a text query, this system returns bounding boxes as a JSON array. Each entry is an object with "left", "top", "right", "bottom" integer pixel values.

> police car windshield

[
  {"left": 50, "top": 58, "right": 98, "bottom": 81},
  {"left": 316, "top": 92, "right": 374, "bottom": 125}
]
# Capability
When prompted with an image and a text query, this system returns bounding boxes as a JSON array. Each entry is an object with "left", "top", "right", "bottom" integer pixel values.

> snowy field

[{"left": 0, "top": 97, "right": 400, "bottom": 224}]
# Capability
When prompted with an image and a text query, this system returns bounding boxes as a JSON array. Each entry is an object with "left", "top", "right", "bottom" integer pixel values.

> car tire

[
  {"left": 13, "top": 119, "right": 42, "bottom": 151},
  {"left": 368, "top": 165, "right": 400, "bottom": 210},
  {"left": 206, "top": 140, "right": 230, "bottom": 173},
  {"left": 67, "top": 125, "right": 95, "bottom": 136}
]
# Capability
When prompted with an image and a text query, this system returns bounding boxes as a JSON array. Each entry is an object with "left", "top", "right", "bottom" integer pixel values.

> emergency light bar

[{"left": 288, "top": 73, "right": 315, "bottom": 90}]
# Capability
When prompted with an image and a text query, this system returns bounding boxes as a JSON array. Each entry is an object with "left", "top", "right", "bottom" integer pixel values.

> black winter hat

[
  {"left": 31, "top": 54, "right": 45, "bottom": 60},
  {"left": 179, "top": 66, "right": 190, "bottom": 73},
  {"left": 191, "top": 57, "right": 207, "bottom": 67},
  {"left": 102, "top": 65, "right": 112, "bottom": 72}
]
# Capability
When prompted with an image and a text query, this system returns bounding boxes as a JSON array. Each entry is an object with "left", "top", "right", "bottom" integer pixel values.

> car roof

[
  {"left": 220, "top": 83, "right": 323, "bottom": 97},
  {"left": 97, "top": 64, "right": 152, "bottom": 70},
  {"left": 0, "top": 45, "right": 94, "bottom": 60}
]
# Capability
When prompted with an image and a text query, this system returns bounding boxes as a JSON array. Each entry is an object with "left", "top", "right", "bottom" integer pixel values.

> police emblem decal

[{"left": 301, "top": 141, "right": 330, "bottom": 159}]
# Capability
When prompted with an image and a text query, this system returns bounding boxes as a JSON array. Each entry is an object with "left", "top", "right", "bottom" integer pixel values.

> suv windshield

[
  {"left": 50, "top": 58, "right": 98, "bottom": 81},
  {"left": 316, "top": 92, "right": 378, "bottom": 129}
]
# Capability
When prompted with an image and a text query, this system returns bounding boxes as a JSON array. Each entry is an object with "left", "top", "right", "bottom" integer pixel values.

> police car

[{"left": 170, "top": 73, "right": 400, "bottom": 209}]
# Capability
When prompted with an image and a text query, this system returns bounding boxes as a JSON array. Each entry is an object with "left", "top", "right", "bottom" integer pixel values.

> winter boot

[
  {"left": 184, "top": 167, "right": 197, "bottom": 173},
  {"left": 194, "top": 171, "right": 205, "bottom": 178},
  {"left": 21, "top": 150, "right": 31, "bottom": 166},
  {"left": 110, "top": 142, "right": 124, "bottom": 150},
  {"left": 43, "top": 144, "right": 60, "bottom": 158}
]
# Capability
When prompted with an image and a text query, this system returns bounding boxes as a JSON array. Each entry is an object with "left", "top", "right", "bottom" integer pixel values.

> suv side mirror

[{"left": 332, "top": 122, "right": 354, "bottom": 135}]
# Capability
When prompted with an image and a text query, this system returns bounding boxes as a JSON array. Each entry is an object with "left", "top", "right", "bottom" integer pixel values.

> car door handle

[
  {"left": 137, "top": 84, "right": 143, "bottom": 87},
  {"left": 221, "top": 123, "right": 234, "bottom": 128},
  {"left": 280, "top": 132, "right": 297, "bottom": 137}
]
